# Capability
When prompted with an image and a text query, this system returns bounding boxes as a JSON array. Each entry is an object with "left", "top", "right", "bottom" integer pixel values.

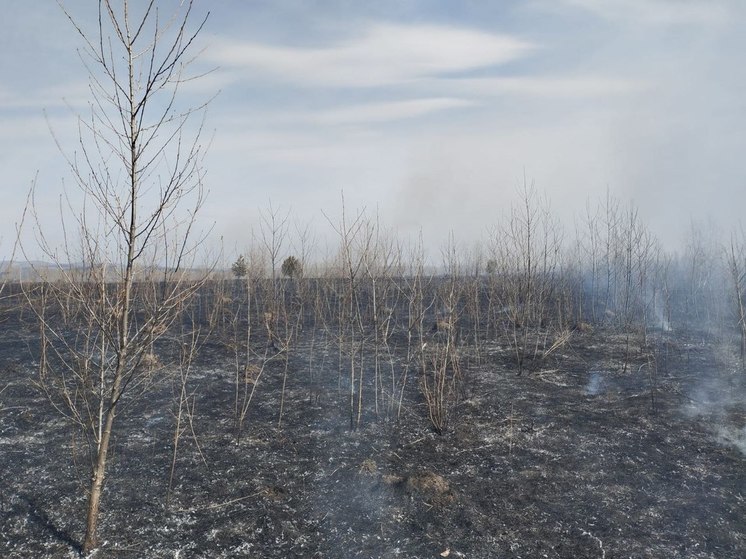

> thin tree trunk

[{"left": 83, "top": 380, "right": 121, "bottom": 553}]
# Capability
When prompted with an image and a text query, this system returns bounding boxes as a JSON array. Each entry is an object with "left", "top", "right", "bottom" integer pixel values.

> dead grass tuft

[
  {"left": 138, "top": 352, "right": 160, "bottom": 370},
  {"left": 261, "top": 485, "right": 288, "bottom": 501},
  {"left": 358, "top": 458, "right": 378, "bottom": 476},
  {"left": 243, "top": 364, "right": 261, "bottom": 384},
  {"left": 406, "top": 471, "right": 456, "bottom": 505}
]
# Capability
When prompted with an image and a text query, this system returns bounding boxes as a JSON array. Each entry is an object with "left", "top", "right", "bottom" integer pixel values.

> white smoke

[
  {"left": 715, "top": 425, "right": 746, "bottom": 456},
  {"left": 683, "top": 373, "right": 746, "bottom": 457},
  {"left": 585, "top": 370, "right": 607, "bottom": 396}
]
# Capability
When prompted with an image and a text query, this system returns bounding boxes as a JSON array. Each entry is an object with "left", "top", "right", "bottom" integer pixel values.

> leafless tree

[
  {"left": 167, "top": 318, "right": 207, "bottom": 506},
  {"left": 229, "top": 235, "right": 280, "bottom": 443},
  {"left": 683, "top": 220, "right": 725, "bottom": 330},
  {"left": 419, "top": 232, "right": 464, "bottom": 433},
  {"left": 359, "top": 214, "right": 401, "bottom": 419},
  {"left": 579, "top": 198, "right": 602, "bottom": 324},
  {"left": 398, "top": 233, "right": 432, "bottom": 419},
  {"left": 461, "top": 240, "right": 486, "bottom": 367},
  {"left": 615, "top": 204, "right": 658, "bottom": 370},
  {"left": 726, "top": 228, "right": 746, "bottom": 370},
  {"left": 324, "top": 194, "right": 372, "bottom": 428},
  {"left": 21, "top": 1, "right": 212, "bottom": 552},
  {"left": 601, "top": 190, "right": 622, "bottom": 324},
  {"left": 496, "top": 181, "right": 563, "bottom": 373},
  {"left": 259, "top": 201, "right": 290, "bottom": 317}
]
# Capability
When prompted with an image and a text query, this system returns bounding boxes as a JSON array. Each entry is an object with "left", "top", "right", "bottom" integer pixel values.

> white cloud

[
  {"left": 431, "top": 76, "right": 649, "bottom": 99},
  {"left": 305, "top": 97, "right": 476, "bottom": 125},
  {"left": 0, "top": 81, "right": 89, "bottom": 111},
  {"left": 561, "top": 0, "right": 731, "bottom": 26},
  {"left": 205, "top": 23, "right": 533, "bottom": 88}
]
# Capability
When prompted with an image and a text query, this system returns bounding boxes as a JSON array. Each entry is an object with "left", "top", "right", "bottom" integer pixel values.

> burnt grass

[{"left": 1, "top": 312, "right": 745, "bottom": 557}]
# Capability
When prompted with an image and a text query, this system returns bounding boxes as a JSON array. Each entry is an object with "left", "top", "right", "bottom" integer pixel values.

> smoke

[
  {"left": 652, "top": 298, "right": 671, "bottom": 332},
  {"left": 683, "top": 372, "right": 746, "bottom": 457},
  {"left": 715, "top": 425, "right": 746, "bottom": 456},
  {"left": 585, "top": 370, "right": 607, "bottom": 396},
  {"left": 683, "top": 375, "right": 739, "bottom": 418}
]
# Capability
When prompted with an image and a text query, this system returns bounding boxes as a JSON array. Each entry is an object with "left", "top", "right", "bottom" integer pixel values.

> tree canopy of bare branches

[{"left": 21, "top": 1, "right": 213, "bottom": 552}]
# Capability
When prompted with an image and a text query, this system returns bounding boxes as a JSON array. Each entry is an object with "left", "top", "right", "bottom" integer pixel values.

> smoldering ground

[{"left": 1, "top": 316, "right": 744, "bottom": 558}]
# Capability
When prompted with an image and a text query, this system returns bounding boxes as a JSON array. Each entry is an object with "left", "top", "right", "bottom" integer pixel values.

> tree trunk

[{"left": 82, "top": 397, "right": 119, "bottom": 553}]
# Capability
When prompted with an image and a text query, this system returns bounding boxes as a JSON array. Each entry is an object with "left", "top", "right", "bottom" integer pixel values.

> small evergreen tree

[
  {"left": 232, "top": 255, "right": 249, "bottom": 278},
  {"left": 281, "top": 255, "right": 302, "bottom": 279}
]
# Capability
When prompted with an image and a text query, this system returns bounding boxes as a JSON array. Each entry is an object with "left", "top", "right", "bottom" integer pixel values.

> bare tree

[
  {"left": 461, "top": 240, "right": 486, "bottom": 366},
  {"left": 399, "top": 233, "right": 432, "bottom": 419},
  {"left": 230, "top": 235, "right": 278, "bottom": 444},
  {"left": 420, "top": 232, "right": 464, "bottom": 433},
  {"left": 726, "top": 228, "right": 746, "bottom": 370},
  {"left": 259, "top": 201, "right": 290, "bottom": 316},
  {"left": 167, "top": 318, "right": 208, "bottom": 506},
  {"left": 324, "top": 194, "right": 375, "bottom": 428},
  {"left": 579, "top": 198, "right": 602, "bottom": 324},
  {"left": 683, "top": 220, "right": 725, "bottom": 329},
  {"left": 22, "top": 1, "right": 212, "bottom": 552},
  {"left": 601, "top": 190, "right": 622, "bottom": 323},
  {"left": 359, "top": 214, "right": 400, "bottom": 419},
  {"left": 497, "top": 181, "right": 563, "bottom": 373}
]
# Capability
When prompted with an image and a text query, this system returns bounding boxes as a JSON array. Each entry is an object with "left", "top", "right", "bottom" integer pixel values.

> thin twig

[{"left": 172, "top": 490, "right": 263, "bottom": 514}]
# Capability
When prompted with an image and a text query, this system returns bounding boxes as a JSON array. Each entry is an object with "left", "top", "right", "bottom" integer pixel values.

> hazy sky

[{"left": 2, "top": 0, "right": 744, "bottom": 261}]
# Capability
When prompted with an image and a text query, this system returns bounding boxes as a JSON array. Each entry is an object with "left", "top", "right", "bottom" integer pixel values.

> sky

[{"left": 1, "top": 0, "right": 745, "bottom": 263}]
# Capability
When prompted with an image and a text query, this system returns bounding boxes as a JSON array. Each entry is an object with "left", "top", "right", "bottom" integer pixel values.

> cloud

[
  {"left": 432, "top": 76, "right": 649, "bottom": 99},
  {"left": 0, "top": 81, "right": 89, "bottom": 112},
  {"left": 205, "top": 22, "right": 533, "bottom": 88},
  {"left": 560, "top": 0, "right": 731, "bottom": 26},
  {"left": 304, "top": 97, "right": 476, "bottom": 125}
]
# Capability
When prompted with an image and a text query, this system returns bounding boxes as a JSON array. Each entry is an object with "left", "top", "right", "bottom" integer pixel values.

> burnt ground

[{"left": 0, "top": 320, "right": 744, "bottom": 558}]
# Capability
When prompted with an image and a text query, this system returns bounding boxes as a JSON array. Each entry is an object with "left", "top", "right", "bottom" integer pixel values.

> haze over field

[{"left": 1, "top": 0, "right": 744, "bottom": 260}]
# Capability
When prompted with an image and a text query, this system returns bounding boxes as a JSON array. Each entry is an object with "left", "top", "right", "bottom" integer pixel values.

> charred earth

[{"left": 0, "top": 290, "right": 744, "bottom": 558}]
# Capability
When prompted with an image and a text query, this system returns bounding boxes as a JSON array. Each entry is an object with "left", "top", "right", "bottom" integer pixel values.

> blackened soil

[{"left": 1, "top": 322, "right": 744, "bottom": 558}]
